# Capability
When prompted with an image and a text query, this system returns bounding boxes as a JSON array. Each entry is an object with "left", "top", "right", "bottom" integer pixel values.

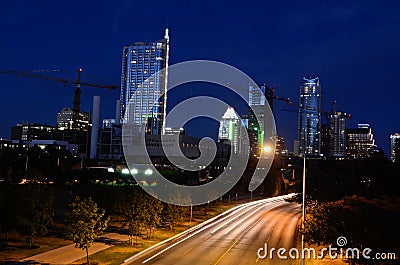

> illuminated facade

[
  {"left": 248, "top": 84, "right": 274, "bottom": 155},
  {"left": 57, "top": 107, "right": 90, "bottom": 131},
  {"left": 120, "top": 28, "right": 169, "bottom": 135},
  {"left": 390, "top": 133, "right": 400, "bottom": 162},
  {"left": 298, "top": 77, "right": 322, "bottom": 156},
  {"left": 218, "top": 107, "right": 247, "bottom": 155},
  {"left": 346, "top": 124, "right": 376, "bottom": 159},
  {"left": 329, "top": 111, "right": 349, "bottom": 157}
]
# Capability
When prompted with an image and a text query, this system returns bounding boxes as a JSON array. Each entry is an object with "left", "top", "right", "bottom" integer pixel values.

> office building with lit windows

[
  {"left": 297, "top": 77, "right": 322, "bottom": 156},
  {"left": 57, "top": 107, "right": 90, "bottom": 131},
  {"left": 11, "top": 123, "right": 56, "bottom": 141},
  {"left": 390, "top": 133, "right": 400, "bottom": 162},
  {"left": 329, "top": 111, "right": 350, "bottom": 157},
  {"left": 120, "top": 28, "right": 170, "bottom": 135},
  {"left": 346, "top": 124, "right": 376, "bottom": 159}
]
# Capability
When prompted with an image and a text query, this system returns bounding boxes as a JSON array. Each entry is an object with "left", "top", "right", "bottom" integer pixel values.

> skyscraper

[
  {"left": 298, "top": 77, "right": 322, "bottom": 156},
  {"left": 329, "top": 111, "right": 349, "bottom": 157},
  {"left": 248, "top": 84, "right": 274, "bottom": 155},
  {"left": 390, "top": 133, "right": 400, "bottom": 162},
  {"left": 120, "top": 28, "right": 170, "bottom": 134}
]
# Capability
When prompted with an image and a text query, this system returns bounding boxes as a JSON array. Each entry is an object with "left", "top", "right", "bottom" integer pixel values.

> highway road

[{"left": 124, "top": 194, "right": 302, "bottom": 265}]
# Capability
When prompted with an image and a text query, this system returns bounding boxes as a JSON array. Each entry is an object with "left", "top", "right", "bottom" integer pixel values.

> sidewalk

[{"left": 21, "top": 233, "right": 129, "bottom": 264}]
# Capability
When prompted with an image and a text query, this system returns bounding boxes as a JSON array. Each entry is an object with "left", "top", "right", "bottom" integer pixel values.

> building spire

[{"left": 164, "top": 28, "right": 169, "bottom": 42}]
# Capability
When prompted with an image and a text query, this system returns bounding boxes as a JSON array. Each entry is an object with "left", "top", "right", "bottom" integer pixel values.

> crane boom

[
  {"left": 0, "top": 68, "right": 117, "bottom": 112},
  {"left": 0, "top": 68, "right": 69, "bottom": 84}
]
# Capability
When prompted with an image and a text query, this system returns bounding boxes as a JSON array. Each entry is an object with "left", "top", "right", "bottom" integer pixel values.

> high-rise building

[
  {"left": 298, "top": 77, "right": 322, "bottom": 156},
  {"left": 275, "top": 135, "right": 288, "bottom": 156},
  {"left": 218, "top": 107, "right": 247, "bottom": 155},
  {"left": 57, "top": 107, "right": 91, "bottom": 131},
  {"left": 329, "top": 111, "right": 349, "bottom": 157},
  {"left": 248, "top": 84, "right": 274, "bottom": 155},
  {"left": 390, "top": 133, "right": 400, "bottom": 162},
  {"left": 120, "top": 28, "right": 170, "bottom": 135},
  {"left": 346, "top": 124, "right": 376, "bottom": 159}
]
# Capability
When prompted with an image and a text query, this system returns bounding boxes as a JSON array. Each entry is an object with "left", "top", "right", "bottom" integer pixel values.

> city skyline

[{"left": 1, "top": 1, "right": 399, "bottom": 154}]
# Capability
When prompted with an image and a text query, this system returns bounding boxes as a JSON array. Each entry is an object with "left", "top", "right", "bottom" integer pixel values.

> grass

[{"left": 0, "top": 232, "right": 71, "bottom": 262}]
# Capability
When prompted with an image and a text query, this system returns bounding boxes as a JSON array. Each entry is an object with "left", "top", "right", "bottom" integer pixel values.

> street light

[
  {"left": 121, "top": 168, "right": 130, "bottom": 175},
  {"left": 144, "top": 168, "right": 153, "bottom": 176},
  {"left": 263, "top": 145, "right": 272, "bottom": 153}
]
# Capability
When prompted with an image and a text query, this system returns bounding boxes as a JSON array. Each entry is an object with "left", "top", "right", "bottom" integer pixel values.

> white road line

[{"left": 223, "top": 201, "right": 282, "bottom": 235}]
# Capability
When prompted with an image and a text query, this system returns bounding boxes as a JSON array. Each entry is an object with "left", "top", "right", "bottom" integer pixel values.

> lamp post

[
  {"left": 301, "top": 129, "right": 309, "bottom": 265},
  {"left": 25, "top": 155, "right": 29, "bottom": 174},
  {"left": 301, "top": 154, "right": 306, "bottom": 265}
]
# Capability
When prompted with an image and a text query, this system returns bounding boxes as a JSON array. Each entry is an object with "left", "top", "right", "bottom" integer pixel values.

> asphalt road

[{"left": 125, "top": 195, "right": 302, "bottom": 265}]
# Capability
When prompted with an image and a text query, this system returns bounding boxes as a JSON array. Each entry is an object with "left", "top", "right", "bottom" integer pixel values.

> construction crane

[
  {"left": 224, "top": 83, "right": 292, "bottom": 111},
  {"left": 280, "top": 100, "right": 352, "bottom": 120},
  {"left": 0, "top": 68, "right": 117, "bottom": 112},
  {"left": 262, "top": 85, "right": 292, "bottom": 111}
]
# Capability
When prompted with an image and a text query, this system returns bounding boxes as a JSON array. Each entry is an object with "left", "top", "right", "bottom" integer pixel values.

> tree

[
  {"left": 118, "top": 194, "right": 144, "bottom": 246},
  {"left": 17, "top": 185, "right": 54, "bottom": 247},
  {"left": 138, "top": 193, "right": 163, "bottom": 239},
  {"left": 65, "top": 196, "right": 109, "bottom": 264},
  {"left": 0, "top": 184, "right": 20, "bottom": 241},
  {"left": 162, "top": 203, "right": 186, "bottom": 230},
  {"left": 303, "top": 196, "right": 400, "bottom": 257},
  {"left": 162, "top": 193, "right": 189, "bottom": 230}
]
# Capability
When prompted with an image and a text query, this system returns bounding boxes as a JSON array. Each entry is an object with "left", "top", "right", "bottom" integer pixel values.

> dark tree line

[
  {"left": 0, "top": 184, "right": 54, "bottom": 247},
  {"left": 303, "top": 196, "right": 400, "bottom": 263}
]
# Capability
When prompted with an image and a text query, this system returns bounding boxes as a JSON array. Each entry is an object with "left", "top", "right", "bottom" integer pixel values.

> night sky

[{"left": 1, "top": 0, "right": 399, "bottom": 154}]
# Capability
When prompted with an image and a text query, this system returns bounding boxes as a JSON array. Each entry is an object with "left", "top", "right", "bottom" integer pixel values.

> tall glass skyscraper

[
  {"left": 298, "top": 77, "right": 322, "bottom": 156},
  {"left": 120, "top": 28, "right": 170, "bottom": 135},
  {"left": 248, "top": 84, "right": 275, "bottom": 155},
  {"left": 329, "top": 111, "right": 348, "bottom": 157}
]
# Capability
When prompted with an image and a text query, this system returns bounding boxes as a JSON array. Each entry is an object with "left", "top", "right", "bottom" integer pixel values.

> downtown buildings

[{"left": 295, "top": 77, "right": 377, "bottom": 160}]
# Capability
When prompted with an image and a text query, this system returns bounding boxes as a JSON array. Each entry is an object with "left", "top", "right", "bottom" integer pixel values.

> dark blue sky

[{"left": 1, "top": 0, "right": 399, "bottom": 154}]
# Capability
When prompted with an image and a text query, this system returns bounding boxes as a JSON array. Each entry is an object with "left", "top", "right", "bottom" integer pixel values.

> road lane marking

[
  {"left": 214, "top": 213, "right": 266, "bottom": 265},
  {"left": 211, "top": 198, "right": 285, "bottom": 234},
  {"left": 223, "top": 201, "right": 282, "bottom": 235}
]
